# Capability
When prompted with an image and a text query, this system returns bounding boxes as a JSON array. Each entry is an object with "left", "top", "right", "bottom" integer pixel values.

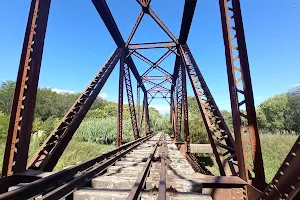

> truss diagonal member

[
  {"left": 146, "top": 80, "right": 170, "bottom": 91},
  {"left": 124, "top": 62, "right": 140, "bottom": 140},
  {"left": 156, "top": 47, "right": 175, "bottom": 66},
  {"left": 28, "top": 48, "right": 123, "bottom": 171},
  {"left": 218, "top": 0, "right": 265, "bottom": 188},
  {"left": 260, "top": 135, "right": 300, "bottom": 200},
  {"left": 148, "top": 7, "right": 177, "bottom": 43},
  {"left": 92, "top": 0, "right": 146, "bottom": 94},
  {"left": 132, "top": 51, "right": 153, "bottom": 66},
  {"left": 136, "top": 0, "right": 151, "bottom": 8},
  {"left": 126, "top": 11, "right": 144, "bottom": 46},
  {"left": 179, "top": 0, "right": 198, "bottom": 44},
  {"left": 179, "top": 45, "right": 237, "bottom": 176},
  {"left": 2, "top": 0, "right": 51, "bottom": 177}
]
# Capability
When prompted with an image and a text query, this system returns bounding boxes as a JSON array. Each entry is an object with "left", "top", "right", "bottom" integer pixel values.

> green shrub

[
  {"left": 74, "top": 117, "right": 134, "bottom": 144},
  {"left": 0, "top": 111, "right": 9, "bottom": 140}
]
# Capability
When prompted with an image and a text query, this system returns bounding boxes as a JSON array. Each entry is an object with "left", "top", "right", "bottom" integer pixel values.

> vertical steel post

[
  {"left": 2, "top": 0, "right": 51, "bottom": 176},
  {"left": 181, "top": 63, "right": 190, "bottom": 153},
  {"left": 218, "top": 0, "right": 265, "bottom": 189},
  {"left": 124, "top": 62, "right": 140, "bottom": 139},
  {"left": 137, "top": 84, "right": 140, "bottom": 131},
  {"left": 117, "top": 54, "right": 124, "bottom": 147},
  {"left": 144, "top": 92, "right": 150, "bottom": 135}
]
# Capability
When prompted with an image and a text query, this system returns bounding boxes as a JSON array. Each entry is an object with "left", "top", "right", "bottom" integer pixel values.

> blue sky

[{"left": 0, "top": 0, "right": 299, "bottom": 114}]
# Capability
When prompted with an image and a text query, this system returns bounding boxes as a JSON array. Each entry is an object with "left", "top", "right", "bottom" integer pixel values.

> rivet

[
  {"left": 279, "top": 171, "right": 284, "bottom": 175},
  {"left": 284, "top": 193, "right": 288, "bottom": 197},
  {"left": 274, "top": 179, "right": 279, "bottom": 183},
  {"left": 284, "top": 162, "right": 289, "bottom": 166},
  {"left": 291, "top": 185, "right": 295, "bottom": 190},
  {"left": 291, "top": 152, "right": 296, "bottom": 157},
  {"left": 270, "top": 184, "right": 274, "bottom": 189}
]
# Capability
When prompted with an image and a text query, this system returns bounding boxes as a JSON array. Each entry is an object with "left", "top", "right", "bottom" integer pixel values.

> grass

[
  {"left": 0, "top": 139, "right": 114, "bottom": 175},
  {"left": 197, "top": 133, "right": 298, "bottom": 183},
  {"left": 0, "top": 133, "right": 297, "bottom": 183}
]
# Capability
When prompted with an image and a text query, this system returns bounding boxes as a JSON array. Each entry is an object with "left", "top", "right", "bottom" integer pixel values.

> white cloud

[
  {"left": 99, "top": 93, "right": 108, "bottom": 99},
  {"left": 150, "top": 104, "right": 170, "bottom": 114},
  {"left": 51, "top": 88, "right": 75, "bottom": 94}
]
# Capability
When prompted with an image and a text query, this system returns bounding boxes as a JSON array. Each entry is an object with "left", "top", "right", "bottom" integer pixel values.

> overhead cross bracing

[{"left": 0, "top": 0, "right": 299, "bottom": 200}]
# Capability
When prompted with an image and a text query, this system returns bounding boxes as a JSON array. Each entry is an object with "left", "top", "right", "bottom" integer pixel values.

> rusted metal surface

[
  {"left": 137, "top": 84, "right": 141, "bottom": 131},
  {"left": 126, "top": 11, "right": 144, "bottom": 47},
  {"left": 185, "top": 153, "right": 213, "bottom": 175},
  {"left": 144, "top": 92, "right": 150, "bottom": 135},
  {"left": 28, "top": 48, "right": 122, "bottom": 171},
  {"left": 124, "top": 61, "right": 140, "bottom": 139},
  {"left": 179, "top": 0, "right": 198, "bottom": 44},
  {"left": 0, "top": 135, "right": 153, "bottom": 199},
  {"left": 181, "top": 63, "right": 190, "bottom": 153},
  {"left": 260, "top": 135, "right": 300, "bottom": 200},
  {"left": 218, "top": 0, "right": 265, "bottom": 189},
  {"left": 92, "top": 0, "right": 147, "bottom": 94},
  {"left": 127, "top": 135, "right": 160, "bottom": 200},
  {"left": 2, "top": 0, "right": 51, "bottom": 177},
  {"left": 117, "top": 54, "right": 125, "bottom": 147},
  {"left": 179, "top": 45, "right": 237, "bottom": 176},
  {"left": 128, "top": 41, "right": 176, "bottom": 50},
  {"left": 158, "top": 134, "right": 166, "bottom": 200},
  {"left": 175, "top": 65, "right": 183, "bottom": 142}
]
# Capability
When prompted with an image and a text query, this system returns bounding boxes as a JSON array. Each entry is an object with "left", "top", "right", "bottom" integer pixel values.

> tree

[
  {"left": 256, "top": 94, "right": 290, "bottom": 130},
  {"left": 0, "top": 111, "right": 9, "bottom": 140},
  {"left": 287, "top": 85, "right": 300, "bottom": 132},
  {"left": 0, "top": 81, "right": 15, "bottom": 115}
]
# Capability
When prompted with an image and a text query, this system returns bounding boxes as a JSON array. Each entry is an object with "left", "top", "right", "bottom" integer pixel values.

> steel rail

[
  {"left": 127, "top": 134, "right": 162, "bottom": 199},
  {"left": 0, "top": 135, "right": 153, "bottom": 200},
  {"left": 158, "top": 134, "right": 166, "bottom": 200}
]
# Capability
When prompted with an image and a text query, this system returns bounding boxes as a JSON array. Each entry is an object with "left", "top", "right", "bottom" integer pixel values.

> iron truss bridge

[{"left": 0, "top": 0, "right": 299, "bottom": 199}]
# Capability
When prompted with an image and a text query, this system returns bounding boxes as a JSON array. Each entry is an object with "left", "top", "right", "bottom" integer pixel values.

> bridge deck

[{"left": 74, "top": 133, "right": 212, "bottom": 200}]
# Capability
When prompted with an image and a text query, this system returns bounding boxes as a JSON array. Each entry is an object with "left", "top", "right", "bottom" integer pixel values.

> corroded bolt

[
  {"left": 291, "top": 185, "right": 295, "bottom": 190},
  {"left": 279, "top": 171, "right": 284, "bottom": 175}
]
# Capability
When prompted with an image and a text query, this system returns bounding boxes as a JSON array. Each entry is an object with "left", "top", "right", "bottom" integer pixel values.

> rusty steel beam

[
  {"left": 2, "top": 0, "right": 51, "bottom": 177},
  {"left": 175, "top": 66, "right": 183, "bottom": 142},
  {"left": 136, "top": 0, "right": 151, "bottom": 8},
  {"left": 218, "top": 0, "right": 265, "bottom": 189},
  {"left": 92, "top": 0, "right": 146, "bottom": 94},
  {"left": 126, "top": 11, "right": 144, "bottom": 47},
  {"left": 158, "top": 134, "right": 167, "bottom": 200},
  {"left": 143, "top": 92, "right": 150, "bottom": 135},
  {"left": 117, "top": 54, "right": 125, "bottom": 147},
  {"left": 28, "top": 48, "right": 122, "bottom": 171},
  {"left": 0, "top": 135, "right": 153, "bottom": 199},
  {"left": 128, "top": 41, "right": 176, "bottom": 50},
  {"left": 260, "top": 135, "right": 300, "bottom": 200},
  {"left": 137, "top": 85, "right": 140, "bottom": 132},
  {"left": 181, "top": 63, "right": 190, "bottom": 153},
  {"left": 142, "top": 76, "right": 172, "bottom": 81},
  {"left": 179, "top": 0, "right": 197, "bottom": 44},
  {"left": 126, "top": 135, "right": 159, "bottom": 200},
  {"left": 124, "top": 62, "right": 140, "bottom": 139},
  {"left": 179, "top": 45, "right": 237, "bottom": 176},
  {"left": 148, "top": 7, "right": 177, "bottom": 43}
]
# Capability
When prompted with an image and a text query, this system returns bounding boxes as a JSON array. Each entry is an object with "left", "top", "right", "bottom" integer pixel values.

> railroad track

[{"left": 0, "top": 133, "right": 212, "bottom": 200}]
